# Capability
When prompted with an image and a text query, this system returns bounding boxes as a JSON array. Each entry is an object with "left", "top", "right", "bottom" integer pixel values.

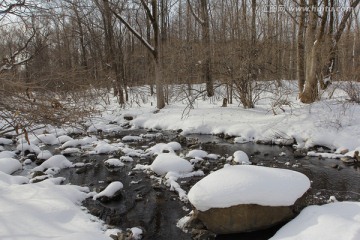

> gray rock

[{"left": 194, "top": 204, "right": 295, "bottom": 234}]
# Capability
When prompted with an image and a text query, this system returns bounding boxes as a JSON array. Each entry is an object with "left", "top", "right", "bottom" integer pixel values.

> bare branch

[
  {"left": 110, "top": 7, "right": 155, "bottom": 56},
  {"left": 186, "top": 0, "right": 205, "bottom": 25}
]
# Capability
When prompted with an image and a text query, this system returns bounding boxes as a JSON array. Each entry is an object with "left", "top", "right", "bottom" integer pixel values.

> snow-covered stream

[{"left": 10, "top": 129, "right": 360, "bottom": 240}]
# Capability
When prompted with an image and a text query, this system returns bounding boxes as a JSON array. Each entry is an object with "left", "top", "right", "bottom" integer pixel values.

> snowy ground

[{"left": 1, "top": 81, "right": 360, "bottom": 239}]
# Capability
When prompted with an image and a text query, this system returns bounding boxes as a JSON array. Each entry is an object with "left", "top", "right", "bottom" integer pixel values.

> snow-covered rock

[
  {"left": 186, "top": 150, "right": 208, "bottom": 159},
  {"left": 57, "top": 135, "right": 74, "bottom": 144},
  {"left": 270, "top": 202, "right": 360, "bottom": 240},
  {"left": 150, "top": 153, "right": 193, "bottom": 175},
  {"left": 188, "top": 165, "right": 310, "bottom": 211},
  {"left": 89, "top": 141, "right": 120, "bottom": 155},
  {"left": 61, "top": 147, "right": 81, "bottom": 155},
  {"left": 122, "top": 135, "right": 142, "bottom": 142},
  {"left": 0, "top": 137, "right": 13, "bottom": 145},
  {"left": 32, "top": 155, "right": 72, "bottom": 172},
  {"left": 93, "top": 181, "right": 124, "bottom": 202},
  {"left": 0, "top": 171, "right": 29, "bottom": 184},
  {"left": 233, "top": 150, "right": 251, "bottom": 165},
  {"left": 187, "top": 165, "right": 310, "bottom": 233},
  {"left": 0, "top": 179, "right": 110, "bottom": 240},
  {"left": 120, "top": 156, "right": 134, "bottom": 162},
  {"left": 37, "top": 150, "right": 53, "bottom": 160},
  {"left": 16, "top": 143, "right": 41, "bottom": 155},
  {"left": 0, "top": 158, "right": 22, "bottom": 174},
  {"left": 0, "top": 151, "right": 16, "bottom": 158},
  {"left": 104, "top": 158, "right": 125, "bottom": 167}
]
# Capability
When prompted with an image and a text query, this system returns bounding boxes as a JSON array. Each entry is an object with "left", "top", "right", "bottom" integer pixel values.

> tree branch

[
  {"left": 140, "top": 0, "right": 155, "bottom": 24},
  {"left": 186, "top": 0, "right": 205, "bottom": 25},
  {"left": 110, "top": 8, "right": 155, "bottom": 56}
]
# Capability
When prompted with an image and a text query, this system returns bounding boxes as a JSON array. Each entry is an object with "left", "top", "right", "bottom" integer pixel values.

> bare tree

[
  {"left": 186, "top": 0, "right": 214, "bottom": 97},
  {"left": 109, "top": 0, "right": 165, "bottom": 109}
]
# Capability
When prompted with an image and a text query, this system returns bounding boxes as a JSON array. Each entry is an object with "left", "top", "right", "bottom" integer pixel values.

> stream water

[{"left": 17, "top": 129, "right": 360, "bottom": 239}]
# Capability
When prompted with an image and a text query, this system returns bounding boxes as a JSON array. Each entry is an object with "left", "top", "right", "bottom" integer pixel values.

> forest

[{"left": 0, "top": 0, "right": 359, "bottom": 126}]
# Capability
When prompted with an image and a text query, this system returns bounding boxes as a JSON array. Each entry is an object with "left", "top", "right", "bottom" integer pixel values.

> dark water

[{"left": 17, "top": 130, "right": 360, "bottom": 240}]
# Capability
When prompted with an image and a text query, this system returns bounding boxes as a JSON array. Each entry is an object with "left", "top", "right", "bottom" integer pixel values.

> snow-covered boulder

[
  {"left": 150, "top": 153, "right": 193, "bottom": 175},
  {"left": 233, "top": 150, "right": 251, "bottom": 165},
  {"left": 32, "top": 155, "right": 72, "bottom": 173},
  {"left": 187, "top": 165, "right": 310, "bottom": 234},
  {"left": 37, "top": 150, "right": 53, "bottom": 160},
  {"left": 16, "top": 143, "right": 41, "bottom": 155},
  {"left": 0, "top": 158, "right": 22, "bottom": 174}
]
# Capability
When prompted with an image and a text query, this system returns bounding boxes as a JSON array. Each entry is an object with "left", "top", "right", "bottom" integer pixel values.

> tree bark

[{"left": 297, "top": 0, "right": 306, "bottom": 93}]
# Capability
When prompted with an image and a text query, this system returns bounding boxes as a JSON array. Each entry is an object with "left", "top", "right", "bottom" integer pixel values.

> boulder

[
  {"left": 187, "top": 165, "right": 310, "bottom": 234},
  {"left": 194, "top": 204, "right": 294, "bottom": 234}
]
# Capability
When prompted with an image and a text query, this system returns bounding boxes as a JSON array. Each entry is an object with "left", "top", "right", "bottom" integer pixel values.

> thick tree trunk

[
  {"left": 300, "top": 0, "right": 318, "bottom": 103},
  {"left": 200, "top": 0, "right": 214, "bottom": 97},
  {"left": 155, "top": 59, "right": 165, "bottom": 109}
]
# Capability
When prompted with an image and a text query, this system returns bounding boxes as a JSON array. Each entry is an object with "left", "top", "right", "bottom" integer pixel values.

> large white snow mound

[
  {"left": 33, "top": 155, "right": 73, "bottom": 172},
  {"left": 188, "top": 165, "right": 310, "bottom": 211},
  {"left": 150, "top": 153, "right": 193, "bottom": 175},
  {"left": 270, "top": 201, "right": 360, "bottom": 240},
  {"left": 0, "top": 158, "right": 22, "bottom": 174},
  {"left": 0, "top": 179, "right": 111, "bottom": 240}
]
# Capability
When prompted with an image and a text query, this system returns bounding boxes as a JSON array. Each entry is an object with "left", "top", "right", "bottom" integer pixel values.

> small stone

[
  {"left": 123, "top": 115, "right": 133, "bottom": 121},
  {"left": 341, "top": 157, "right": 354, "bottom": 164},
  {"left": 340, "top": 149, "right": 349, "bottom": 154},
  {"left": 330, "top": 164, "right": 338, "bottom": 168}
]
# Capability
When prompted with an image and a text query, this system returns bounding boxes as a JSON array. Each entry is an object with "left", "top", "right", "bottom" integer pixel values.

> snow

[
  {"left": 93, "top": 181, "right": 124, "bottom": 200},
  {"left": 0, "top": 171, "right": 29, "bottom": 184},
  {"left": 270, "top": 202, "right": 360, "bottom": 240},
  {"left": 0, "top": 137, "right": 13, "bottom": 145},
  {"left": 16, "top": 142, "right": 41, "bottom": 154},
  {"left": 89, "top": 141, "right": 120, "bottom": 154},
  {"left": 0, "top": 150, "right": 16, "bottom": 158},
  {"left": 233, "top": 150, "right": 251, "bottom": 164},
  {"left": 61, "top": 136, "right": 97, "bottom": 149},
  {"left": 130, "top": 227, "right": 143, "bottom": 240},
  {"left": 186, "top": 149, "right": 208, "bottom": 159},
  {"left": 188, "top": 165, "right": 310, "bottom": 211},
  {"left": 32, "top": 155, "right": 73, "bottom": 172},
  {"left": 57, "top": 135, "right": 74, "bottom": 143},
  {"left": 0, "top": 178, "right": 111, "bottom": 240},
  {"left": 34, "top": 133, "right": 59, "bottom": 145},
  {"left": 104, "top": 158, "right": 125, "bottom": 167},
  {"left": 120, "top": 156, "right": 134, "bottom": 162},
  {"left": 37, "top": 150, "right": 53, "bottom": 160},
  {"left": 2, "top": 81, "right": 360, "bottom": 239},
  {"left": 61, "top": 147, "right": 81, "bottom": 155},
  {"left": 144, "top": 141, "right": 181, "bottom": 156},
  {"left": 0, "top": 158, "right": 22, "bottom": 174},
  {"left": 122, "top": 135, "right": 142, "bottom": 142},
  {"left": 150, "top": 153, "right": 193, "bottom": 175}
]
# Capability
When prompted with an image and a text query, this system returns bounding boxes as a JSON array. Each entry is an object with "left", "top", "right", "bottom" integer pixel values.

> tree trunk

[{"left": 297, "top": 0, "right": 306, "bottom": 93}]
